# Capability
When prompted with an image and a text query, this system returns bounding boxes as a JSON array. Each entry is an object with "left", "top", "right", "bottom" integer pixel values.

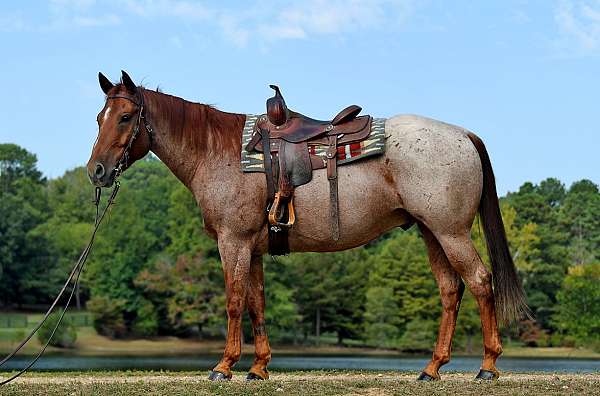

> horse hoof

[
  {"left": 208, "top": 371, "right": 231, "bottom": 381},
  {"left": 475, "top": 369, "right": 499, "bottom": 380},
  {"left": 246, "top": 372, "right": 266, "bottom": 381},
  {"left": 417, "top": 372, "right": 438, "bottom": 381}
]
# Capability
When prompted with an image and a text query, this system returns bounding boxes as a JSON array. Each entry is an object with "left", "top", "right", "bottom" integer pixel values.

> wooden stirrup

[{"left": 268, "top": 192, "right": 296, "bottom": 228}]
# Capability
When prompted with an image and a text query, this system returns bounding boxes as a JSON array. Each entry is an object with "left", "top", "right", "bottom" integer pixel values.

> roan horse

[{"left": 87, "top": 71, "right": 528, "bottom": 382}]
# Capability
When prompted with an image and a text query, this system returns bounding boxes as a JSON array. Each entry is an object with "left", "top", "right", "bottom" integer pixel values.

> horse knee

[
  {"left": 467, "top": 267, "right": 493, "bottom": 299},
  {"left": 226, "top": 296, "right": 245, "bottom": 318}
]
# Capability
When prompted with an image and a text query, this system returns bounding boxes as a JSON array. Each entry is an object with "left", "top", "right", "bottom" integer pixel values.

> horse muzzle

[{"left": 87, "top": 161, "right": 116, "bottom": 187}]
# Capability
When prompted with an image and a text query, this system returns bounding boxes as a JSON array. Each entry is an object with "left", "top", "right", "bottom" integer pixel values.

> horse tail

[{"left": 466, "top": 132, "right": 530, "bottom": 324}]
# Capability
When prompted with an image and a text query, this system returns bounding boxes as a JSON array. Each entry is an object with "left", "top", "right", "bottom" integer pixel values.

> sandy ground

[
  {"left": 2, "top": 371, "right": 599, "bottom": 396},
  {"left": 9, "top": 371, "right": 600, "bottom": 384}
]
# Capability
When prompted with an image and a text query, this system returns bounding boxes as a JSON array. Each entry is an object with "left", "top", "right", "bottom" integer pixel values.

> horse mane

[{"left": 111, "top": 83, "right": 245, "bottom": 159}]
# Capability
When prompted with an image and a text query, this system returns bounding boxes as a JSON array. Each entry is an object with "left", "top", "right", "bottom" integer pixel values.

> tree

[
  {"left": 280, "top": 249, "right": 370, "bottom": 345},
  {"left": 559, "top": 180, "right": 600, "bottom": 266},
  {"left": 553, "top": 263, "right": 600, "bottom": 351},
  {"left": 135, "top": 254, "right": 225, "bottom": 337},
  {"left": 83, "top": 157, "right": 182, "bottom": 336},
  {"left": 363, "top": 231, "right": 438, "bottom": 349},
  {"left": 0, "top": 144, "right": 50, "bottom": 306}
]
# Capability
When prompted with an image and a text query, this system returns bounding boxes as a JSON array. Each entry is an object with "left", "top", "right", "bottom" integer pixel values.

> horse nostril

[{"left": 94, "top": 163, "right": 105, "bottom": 178}]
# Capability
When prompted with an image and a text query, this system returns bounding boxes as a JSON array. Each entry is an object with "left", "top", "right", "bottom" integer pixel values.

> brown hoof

[
  {"left": 417, "top": 372, "right": 439, "bottom": 381},
  {"left": 208, "top": 370, "right": 231, "bottom": 381},
  {"left": 475, "top": 369, "right": 499, "bottom": 380}
]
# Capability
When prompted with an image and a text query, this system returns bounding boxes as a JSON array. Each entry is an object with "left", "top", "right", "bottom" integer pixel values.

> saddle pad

[{"left": 241, "top": 115, "right": 386, "bottom": 173}]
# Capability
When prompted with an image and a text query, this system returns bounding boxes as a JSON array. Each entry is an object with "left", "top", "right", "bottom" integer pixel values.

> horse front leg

[
  {"left": 245, "top": 254, "right": 272, "bottom": 380},
  {"left": 209, "top": 240, "right": 252, "bottom": 381}
]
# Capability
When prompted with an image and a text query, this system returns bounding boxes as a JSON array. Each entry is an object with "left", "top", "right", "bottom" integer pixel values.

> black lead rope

[{"left": 0, "top": 183, "right": 120, "bottom": 385}]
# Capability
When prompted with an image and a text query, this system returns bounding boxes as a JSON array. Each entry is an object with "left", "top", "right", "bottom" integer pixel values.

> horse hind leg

[
  {"left": 434, "top": 230, "right": 503, "bottom": 380},
  {"left": 417, "top": 223, "right": 465, "bottom": 381}
]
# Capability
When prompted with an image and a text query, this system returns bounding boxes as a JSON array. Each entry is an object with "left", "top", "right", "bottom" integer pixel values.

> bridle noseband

[{"left": 106, "top": 88, "right": 154, "bottom": 179}]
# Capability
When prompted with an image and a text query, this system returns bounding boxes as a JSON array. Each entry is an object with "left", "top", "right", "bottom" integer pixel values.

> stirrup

[{"left": 268, "top": 192, "right": 295, "bottom": 229}]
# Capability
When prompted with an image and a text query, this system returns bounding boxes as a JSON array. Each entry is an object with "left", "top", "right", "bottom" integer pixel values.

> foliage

[
  {"left": 1, "top": 143, "right": 599, "bottom": 352},
  {"left": 37, "top": 309, "right": 77, "bottom": 348},
  {"left": 136, "top": 254, "right": 225, "bottom": 337},
  {"left": 553, "top": 263, "right": 600, "bottom": 351},
  {"left": 86, "top": 296, "right": 128, "bottom": 338},
  {"left": 363, "top": 231, "right": 437, "bottom": 348},
  {"left": 0, "top": 144, "right": 50, "bottom": 306}
]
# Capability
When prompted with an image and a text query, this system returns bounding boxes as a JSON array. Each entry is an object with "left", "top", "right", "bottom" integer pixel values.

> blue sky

[{"left": 0, "top": 0, "right": 598, "bottom": 194}]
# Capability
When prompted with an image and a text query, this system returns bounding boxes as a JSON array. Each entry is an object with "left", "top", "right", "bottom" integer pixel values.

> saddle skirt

[{"left": 241, "top": 116, "right": 386, "bottom": 173}]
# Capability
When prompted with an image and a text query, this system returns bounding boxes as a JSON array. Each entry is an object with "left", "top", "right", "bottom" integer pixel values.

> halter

[{"left": 106, "top": 88, "right": 154, "bottom": 179}]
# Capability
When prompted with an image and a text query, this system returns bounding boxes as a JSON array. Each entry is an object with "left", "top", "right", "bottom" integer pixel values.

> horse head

[{"left": 87, "top": 70, "right": 152, "bottom": 187}]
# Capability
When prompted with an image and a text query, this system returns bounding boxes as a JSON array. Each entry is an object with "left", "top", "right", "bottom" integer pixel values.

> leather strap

[
  {"left": 260, "top": 126, "right": 275, "bottom": 201},
  {"left": 326, "top": 135, "right": 340, "bottom": 241}
]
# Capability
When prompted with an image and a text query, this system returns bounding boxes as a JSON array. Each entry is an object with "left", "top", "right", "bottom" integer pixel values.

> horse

[{"left": 87, "top": 70, "right": 528, "bottom": 382}]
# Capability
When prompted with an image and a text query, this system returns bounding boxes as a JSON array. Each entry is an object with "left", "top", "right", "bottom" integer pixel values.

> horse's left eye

[{"left": 120, "top": 114, "right": 131, "bottom": 123}]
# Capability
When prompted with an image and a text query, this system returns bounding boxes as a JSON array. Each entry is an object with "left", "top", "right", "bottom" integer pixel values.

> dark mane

[{"left": 111, "top": 83, "right": 245, "bottom": 158}]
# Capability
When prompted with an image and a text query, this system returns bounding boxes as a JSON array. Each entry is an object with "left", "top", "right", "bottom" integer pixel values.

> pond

[{"left": 0, "top": 354, "right": 598, "bottom": 373}]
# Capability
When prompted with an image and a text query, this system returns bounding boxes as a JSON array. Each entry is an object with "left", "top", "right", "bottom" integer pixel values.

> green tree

[
  {"left": 84, "top": 157, "right": 181, "bottom": 336},
  {"left": 135, "top": 254, "right": 225, "bottom": 337},
  {"left": 363, "top": 286, "right": 400, "bottom": 347},
  {"left": 363, "top": 231, "right": 438, "bottom": 349},
  {"left": 281, "top": 248, "right": 369, "bottom": 345},
  {"left": 559, "top": 180, "right": 600, "bottom": 266},
  {"left": 553, "top": 263, "right": 600, "bottom": 351},
  {"left": 0, "top": 144, "right": 50, "bottom": 306}
]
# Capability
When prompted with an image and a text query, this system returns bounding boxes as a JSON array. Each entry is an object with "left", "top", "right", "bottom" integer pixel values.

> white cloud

[
  {"left": 0, "top": 13, "right": 27, "bottom": 32},
  {"left": 555, "top": 0, "right": 600, "bottom": 56},
  {"left": 252, "top": 0, "right": 413, "bottom": 43},
  {"left": 121, "top": 0, "right": 213, "bottom": 20},
  {"left": 120, "top": 0, "right": 414, "bottom": 46},
  {"left": 0, "top": 0, "right": 414, "bottom": 45},
  {"left": 73, "top": 14, "right": 121, "bottom": 27}
]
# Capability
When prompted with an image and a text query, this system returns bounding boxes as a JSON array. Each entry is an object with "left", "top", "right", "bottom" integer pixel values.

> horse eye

[{"left": 120, "top": 114, "right": 131, "bottom": 123}]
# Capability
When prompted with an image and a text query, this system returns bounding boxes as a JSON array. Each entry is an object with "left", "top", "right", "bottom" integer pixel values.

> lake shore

[
  {"left": 2, "top": 371, "right": 599, "bottom": 396},
  {"left": 1, "top": 327, "right": 598, "bottom": 359}
]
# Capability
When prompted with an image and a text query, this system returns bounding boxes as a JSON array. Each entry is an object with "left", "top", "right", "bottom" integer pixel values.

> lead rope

[{"left": 0, "top": 182, "right": 120, "bottom": 385}]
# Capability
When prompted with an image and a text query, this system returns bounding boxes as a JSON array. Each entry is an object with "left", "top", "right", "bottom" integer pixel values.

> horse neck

[{"left": 142, "top": 89, "right": 245, "bottom": 187}]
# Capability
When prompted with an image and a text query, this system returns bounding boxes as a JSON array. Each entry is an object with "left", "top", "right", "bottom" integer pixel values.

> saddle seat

[{"left": 245, "top": 85, "right": 374, "bottom": 255}]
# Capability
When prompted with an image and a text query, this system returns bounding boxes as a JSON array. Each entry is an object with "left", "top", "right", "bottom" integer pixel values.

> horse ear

[
  {"left": 98, "top": 72, "right": 114, "bottom": 95},
  {"left": 121, "top": 70, "right": 137, "bottom": 93}
]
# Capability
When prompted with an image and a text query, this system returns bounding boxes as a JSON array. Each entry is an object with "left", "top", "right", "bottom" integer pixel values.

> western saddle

[{"left": 245, "top": 85, "right": 373, "bottom": 254}]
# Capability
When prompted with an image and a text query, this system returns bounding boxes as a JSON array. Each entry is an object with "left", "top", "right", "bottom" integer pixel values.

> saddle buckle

[{"left": 268, "top": 192, "right": 296, "bottom": 229}]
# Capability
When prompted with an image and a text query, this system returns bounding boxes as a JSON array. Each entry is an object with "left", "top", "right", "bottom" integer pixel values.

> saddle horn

[{"left": 266, "top": 85, "right": 289, "bottom": 126}]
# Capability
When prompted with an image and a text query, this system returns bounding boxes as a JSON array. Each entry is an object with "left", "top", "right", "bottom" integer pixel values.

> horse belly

[{"left": 288, "top": 156, "right": 409, "bottom": 252}]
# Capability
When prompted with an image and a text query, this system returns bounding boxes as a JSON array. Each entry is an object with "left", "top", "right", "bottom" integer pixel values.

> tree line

[{"left": 1, "top": 143, "right": 598, "bottom": 351}]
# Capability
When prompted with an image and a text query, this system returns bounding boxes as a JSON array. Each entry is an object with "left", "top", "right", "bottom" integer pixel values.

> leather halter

[{"left": 106, "top": 88, "right": 154, "bottom": 178}]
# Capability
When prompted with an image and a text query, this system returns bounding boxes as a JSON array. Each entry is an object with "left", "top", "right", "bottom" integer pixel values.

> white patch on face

[{"left": 103, "top": 106, "right": 111, "bottom": 122}]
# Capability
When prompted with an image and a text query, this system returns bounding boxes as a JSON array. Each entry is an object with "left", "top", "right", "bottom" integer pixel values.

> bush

[
  {"left": 132, "top": 300, "right": 159, "bottom": 337},
  {"left": 87, "top": 296, "right": 128, "bottom": 338},
  {"left": 37, "top": 309, "right": 77, "bottom": 348}
]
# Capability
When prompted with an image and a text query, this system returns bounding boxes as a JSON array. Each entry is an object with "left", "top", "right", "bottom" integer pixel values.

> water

[{"left": 0, "top": 354, "right": 598, "bottom": 373}]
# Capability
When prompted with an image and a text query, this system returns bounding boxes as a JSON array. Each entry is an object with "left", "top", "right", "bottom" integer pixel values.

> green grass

[{"left": 0, "top": 371, "right": 598, "bottom": 396}]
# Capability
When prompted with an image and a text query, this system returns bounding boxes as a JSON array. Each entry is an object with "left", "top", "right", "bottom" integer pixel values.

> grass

[{"left": 0, "top": 371, "right": 598, "bottom": 395}]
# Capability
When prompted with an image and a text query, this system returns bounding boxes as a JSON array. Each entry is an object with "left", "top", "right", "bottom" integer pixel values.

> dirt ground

[{"left": 1, "top": 371, "right": 599, "bottom": 395}]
